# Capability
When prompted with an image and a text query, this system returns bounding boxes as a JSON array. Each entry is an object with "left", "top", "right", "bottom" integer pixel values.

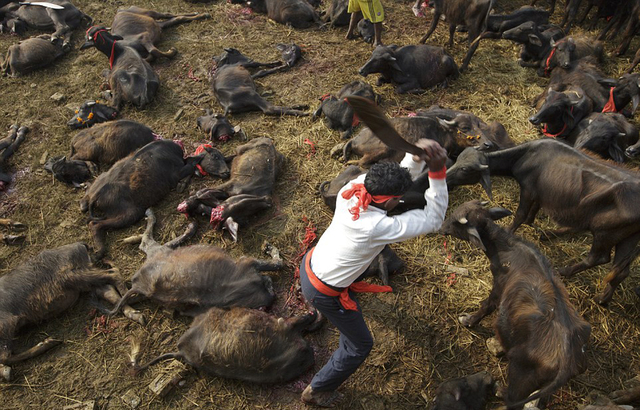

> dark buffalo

[
  {"left": 529, "top": 87, "right": 593, "bottom": 138},
  {"left": 0, "top": 0, "right": 90, "bottom": 47},
  {"left": 502, "top": 21, "right": 565, "bottom": 69},
  {"left": 417, "top": 0, "right": 493, "bottom": 71},
  {"left": 244, "top": 0, "right": 321, "bottom": 28},
  {"left": 538, "top": 36, "right": 604, "bottom": 77},
  {"left": 338, "top": 115, "right": 493, "bottom": 166},
  {"left": 481, "top": 6, "right": 549, "bottom": 38},
  {"left": 0, "top": 124, "right": 26, "bottom": 191},
  {"left": 446, "top": 139, "right": 640, "bottom": 304},
  {"left": 81, "top": 26, "right": 159, "bottom": 109},
  {"left": 1, "top": 34, "right": 66, "bottom": 76},
  {"left": 0, "top": 242, "right": 141, "bottom": 381},
  {"left": 109, "top": 209, "right": 278, "bottom": 316},
  {"left": 313, "top": 80, "right": 380, "bottom": 139},
  {"left": 46, "top": 120, "right": 157, "bottom": 185},
  {"left": 431, "top": 371, "right": 495, "bottom": 410},
  {"left": 570, "top": 112, "right": 639, "bottom": 162},
  {"left": 359, "top": 44, "right": 458, "bottom": 93},
  {"left": 131, "top": 307, "right": 318, "bottom": 383},
  {"left": 417, "top": 106, "right": 515, "bottom": 151},
  {"left": 67, "top": 100, "right": 118, "bottom": 129},
  {"left": 80, "top": 139, "right": 202, "bottom": 259},
  {"left": 440, "top": 200, "right": 591, "bottom": 410},
  {"left": 109, "top": 6, "right": 210, "bottom": 60},
  {"left": 323, "top": 0, "right": 349, "bottom": 26}
]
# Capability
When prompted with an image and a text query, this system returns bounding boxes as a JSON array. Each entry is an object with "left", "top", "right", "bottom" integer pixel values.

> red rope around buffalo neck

[
  {"left": 602, "top": 87, "right": 617, "bottom": 113},
  {"left": 541, "top": 106, "right": 573, "bottom": 138}
]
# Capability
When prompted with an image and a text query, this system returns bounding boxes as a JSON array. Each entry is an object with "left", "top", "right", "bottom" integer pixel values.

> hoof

[
  {"left": 458, "top": 313, "right": 474, "bottom": 327},
  {"left": 1, "top": 364, "right": 11, "bottom": 381}
]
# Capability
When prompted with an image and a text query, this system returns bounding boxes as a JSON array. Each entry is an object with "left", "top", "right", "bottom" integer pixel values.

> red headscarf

[{"left": 341, "top": 183, "right": 401, "bottom": 220}]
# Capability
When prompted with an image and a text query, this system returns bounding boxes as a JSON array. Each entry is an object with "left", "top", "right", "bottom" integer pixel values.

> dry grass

[{"left": 1, "top": 0, "right": 640, "bottom": 409}]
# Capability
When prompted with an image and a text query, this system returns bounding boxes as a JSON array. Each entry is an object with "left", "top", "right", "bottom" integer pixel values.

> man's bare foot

[
  {"left": 301, "top": 385, "right": 344, "bottom": 408},
  {"left": 373, "top": 41, "right": 384, "bottom": 47},
  {"left": 345, "top": 32, "right": 357, "bottom": 40}
]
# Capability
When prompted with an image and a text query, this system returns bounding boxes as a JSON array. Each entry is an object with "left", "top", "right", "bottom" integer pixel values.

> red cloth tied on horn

[{"left": 341, "top": 183, "right": 400, "bottom": 221}]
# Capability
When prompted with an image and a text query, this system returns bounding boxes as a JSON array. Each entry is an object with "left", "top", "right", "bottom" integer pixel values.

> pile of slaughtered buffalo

[{"left": 2, "top": 0, "right": 640, "bottom": 408}]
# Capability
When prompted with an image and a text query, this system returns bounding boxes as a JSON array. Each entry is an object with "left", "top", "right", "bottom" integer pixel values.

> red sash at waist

[{"left": 304, "top": 247, "right": 392, "bottom": 311}]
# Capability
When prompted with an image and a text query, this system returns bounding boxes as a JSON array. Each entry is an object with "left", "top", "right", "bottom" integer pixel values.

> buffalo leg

[
  {"left": 458, "top": 286, "right": 500, "bottom": 327},
  {"left": 419, "top": 11, "right": 441, "bottom": 44},
  {"left": 90, "top": 208, "right": 145, "bottom": 259},
  {"left": 460, "top": 28, "right": 482, "bottom": 72},
  {"left": 509, "top": 191, "right": 538, "bottom": 232},
  {"left": 0, "top": 125, "right": 17, "bottom": 151},
  {"left": 146, "top": 43, "right": 177, "bottom": 59},
  {"left": 448, "top": 23, "right": 456, "bottom": 48},
  {"left": 596, "top": 234, "right": 640, "bottom": 305},
  {"left": 611, "top": 384, "right": 640, "bottom": 405},
  {"left": 138, "top": 208, "right": 163, "bottom": 257},
  {"left": 558, "top": 235, "right": 612, "bottom": 278},
  {"left": 626, "top": 48, "right": 640, "bottom": 74},
  {"left": 505, "top": 355, "right": 543, "bottom": 408},
  {"left": 4, "top": 338, "right": 62, "bottom": 365},
  {"left": 0, "top": 125, "right": 25, "bottom": 163},
  {"left": 156, "top": 13, "right": 211, "bottom": 30},
  {"left": 616, "top": 18, "right": 639, "bottom": 56},
  {"left": 241, "top": 257, "right": 284, "bottom": 272},
  {"left": 95, "top": 284, "right": 145, "bottom": 325}
]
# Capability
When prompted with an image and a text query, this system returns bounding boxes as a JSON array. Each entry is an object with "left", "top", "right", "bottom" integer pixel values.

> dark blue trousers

[{"left": 300, "top": 252, "right": 373, "bottom": 392}]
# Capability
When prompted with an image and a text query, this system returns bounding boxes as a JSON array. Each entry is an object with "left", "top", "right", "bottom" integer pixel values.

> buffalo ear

[
  {"left": 467, "top": 226, "right": 486, "bottom": 251},
  {"left": 598, "top": 78, "right": 616, "bottom": 88},
  {"left": 609, "top": 142, "right": 625, "bottom": 163},
  {"left": 224, "top": 217, "right": 239, "bottom": 242},
  {"left": 488, "top": 207, "right": 511, "bottom": 221},
  {"left": 528, "top": 34, "right": 542, "bottom": 47},
  {"left": 112, "top": 35, "right": 124, "bottom": 41},
  {"left": 384, "top": 55, "right": 402, "bottom": 72},
  {"left": 632, "top": 93, "right": 640, "bottom": 114},
  {"left": 479, "top": 169, "right": 493, "bottom": 200}
]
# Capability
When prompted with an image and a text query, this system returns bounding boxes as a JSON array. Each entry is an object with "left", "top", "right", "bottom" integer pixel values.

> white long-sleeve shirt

[{"left": 311, "top": 154, "right": 449, "bottom": 288}]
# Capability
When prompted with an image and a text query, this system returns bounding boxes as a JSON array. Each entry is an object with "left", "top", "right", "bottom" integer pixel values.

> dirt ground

[{"left": 1, "top": 0, "right": 640, "bottom": 409}]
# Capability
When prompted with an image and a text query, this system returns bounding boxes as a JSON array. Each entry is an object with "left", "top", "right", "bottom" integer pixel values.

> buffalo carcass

[
  {"left": 313, "top": 80, "right": 380, "bottom": 139},
  {"left": 196, "top": 110, "right": 241, "bottom": 142},
  {"left": 416, "top": 0, "right": 493, "bottom": 71},
  {"left": 45, "top": 120, "right": 158, "bottom": 186},
  {"left": 0, "top": 242, "right": 141, "bottom": 381},
  {"left": 337, "top": 115, "right": 494, "bottom": 167},
  {"left": 242, "top": 0, "right": 321, "bottom": 28},
  {"left": 80, "top": 139, "right": 203, "bottom": 259},
  {"left": 178, "top": 137, "right": 283, "bottom": 240},
  {"left": 212, "top": 63, "right": 308, "bottom": 116},
  {"left": 569, "top": 112, "right": 639, "bottom": 162},
  {"left": 0, "top": 0, "right": 90, "bottom": 47},
  {"left": 358, "top": 45, "right": 458, "bottom": 94},
  {"left": 440, "top": 200, "right": 591, "bottom": 409},
  {"left": 1, "top": 34, "right": 66, "bottom": 76},
  {"left": 0, "top": 124, "right": 26, "bottom": 191},
  {"left": 446, "top": 139, "right": 640, "bottom": 304},
  {"left": 109, "top": 6, "right": 210, "bottom": 60},
  {"left": 67, "top": 100, "right": 118, "bottom": 129},
  {"left": 81, "top": 26, "right": 159, "bottom": 109},
  {"left": 109, "top": 209, "right": 278, "bottom": 316},
  {"left": 431, "top": 371, "right": 495, "bottom": 410},
  {"left": 502, "top": 21, "right": 565, "bottom": 69},
  {"left": 131, "top": 307, "right": 318, "bottom": 383}
]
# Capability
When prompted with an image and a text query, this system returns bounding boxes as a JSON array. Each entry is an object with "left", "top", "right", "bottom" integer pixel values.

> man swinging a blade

[{"left": 300, "top": 138, "right": 448, "bottom": 407}]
